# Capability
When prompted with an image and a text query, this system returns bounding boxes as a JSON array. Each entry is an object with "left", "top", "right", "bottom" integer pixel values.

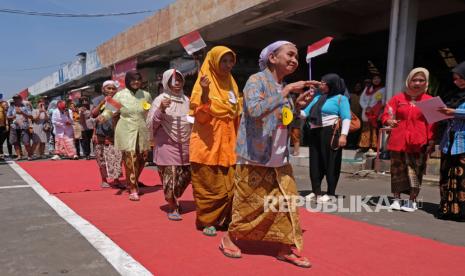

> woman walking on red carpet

[
  {"left": 220, "top": 41, "right": 315, "bottom": 268},
  {"left": 382, "top": 67, "right": 435, "bottom": 212},
  {"left": 147, "top": 69, "right": 192, "bottom": 221},
  {"left": 189, "top": 46, "right": 242, "bottom": 237},
  {"left": 51, "top": 100, "right": 78, "bottom": 160},
  {"left": 113, "top": 71, "right": 152, "bottom": 201},
  {"left": 91, "top": 80, "right": 123, "bottom": 189}
]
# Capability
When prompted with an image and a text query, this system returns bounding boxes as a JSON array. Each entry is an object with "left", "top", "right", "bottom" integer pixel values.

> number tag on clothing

[
  {"left": 374, "top": 91, "right": 383, "bottom": 101},
  {"left": 228, "top": 91, "right": 237, "bottom": 104},
  {"left": 142, "top": 101, "right": 151, "bottom": 110},
  {"left": 282, "top": 106, "right": 293, "bottom": 126},
  {"left": 185, "top": 115, "right": 195, "bottom": 124}
]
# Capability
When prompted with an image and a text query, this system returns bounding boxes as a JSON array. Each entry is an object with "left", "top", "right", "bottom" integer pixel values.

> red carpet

[
  {"left": 21, "top": 161, "right": 465, "bottom": 275},
  {"left": 18, "top": 160, "right": 161, "bottom": 194},
  {"left": 19, "top": 160, "right": 104, "bottom": 193}
]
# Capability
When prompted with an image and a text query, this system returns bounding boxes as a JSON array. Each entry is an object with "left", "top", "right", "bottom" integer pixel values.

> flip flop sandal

[
  {"left": 277, "top": 254, "right": 312, "bottom": 268},
  {"left": 129, "top": 192, "right": 140, "bottom": 201},
  {"left": 219, "top": 239, "right": 241, "bottom": 258},
  {"left": 167, "top": 211, "right": 182, "bottom": 221},
  {"left": 101, "top": 182, "right": 111, "bottom": 188},
  {"left": 202, "top": 226, "right": 217, "bottom": 237}
]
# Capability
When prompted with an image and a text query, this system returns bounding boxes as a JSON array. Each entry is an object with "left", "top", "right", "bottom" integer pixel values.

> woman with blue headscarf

[
  {"left": 220, "top": 41, "right": 316, "bottom": 268},
  {"left": 303, "top": 73, "right": 351, "bottom": 203}
]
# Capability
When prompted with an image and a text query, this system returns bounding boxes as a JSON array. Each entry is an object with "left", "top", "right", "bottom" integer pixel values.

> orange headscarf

[{"left": 189, "top": 46, "right": 241, "bottom": 118}]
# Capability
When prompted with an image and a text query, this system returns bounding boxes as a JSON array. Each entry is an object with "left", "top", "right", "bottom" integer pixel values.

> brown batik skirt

[
  {"left": 191, "top": 163, "right": 235, "bottom": 229},
  {"left": 157, "top": 165, "right": 191, "bottom": 207},
  {"left": 95, "top": 143, "right": 122, "bottom": 180},
  {"left": 390, "top": 151, "right": 426, "bottom": 194},
  {"left": 228, "top": 164, "right": 304, "bottom": 251},
  {"left": 358, "top": 123, "right": 378, "bottom": 149},
  {"left": 438, "top": 153, "right": 465, "bottom": 220},
  {"left": 122, "top": 151, "right": 145, "bottom": 191}
]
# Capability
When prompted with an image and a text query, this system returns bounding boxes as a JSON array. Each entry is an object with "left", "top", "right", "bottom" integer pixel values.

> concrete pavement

[
  {"left": 0, "top": 161, "right": 119, "bottom": 276},
  {"left": 0, "top": 155, "right": 464, "bottom": 275}
]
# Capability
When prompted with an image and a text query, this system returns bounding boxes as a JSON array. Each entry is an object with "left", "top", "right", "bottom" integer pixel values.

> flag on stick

[
  {"left": 306, "top": 36, "right": 334, "bottom": 63},
  {"left": 306, "top": 36, "right": 334, "bottom": 80},
  {"left": 18, "top": 89, "right": 29, "bottom": 100},
  {"left": 179, "top": 31, "right": 207, "bottom": 55},
  {"left": 68, "top": 91, "right": 81, "bottom": 101},
  {"left": 104, "top": 96, "right": 122, "bottom": 113}
]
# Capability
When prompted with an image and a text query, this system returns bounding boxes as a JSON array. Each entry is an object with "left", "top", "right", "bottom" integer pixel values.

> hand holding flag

[{"left": 101, "top": 96, "right": 122, "bottom": 121}]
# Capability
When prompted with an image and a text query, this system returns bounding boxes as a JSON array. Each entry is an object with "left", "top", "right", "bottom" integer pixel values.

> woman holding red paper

[{"left": 381, "top": 67, "right": 435, "bottom": 212}]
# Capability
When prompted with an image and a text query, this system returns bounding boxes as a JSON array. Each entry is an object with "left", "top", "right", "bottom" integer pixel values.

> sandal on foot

[
  {"left": 202, "top": 226, "right": 217, "bottom": 237},
  {"left": 219, "top": 238, "right": 241, "bottom": 258},
  {"left": 129, "top": 192, "right": 140, "bottom": 201},
  {"left": 101, "top": 181, "right": 111, "bottom": 188},
  {"left": 277, "top": 253, "right": 312, "bottom": 268},
  {"left": 167, "top": 211, "right": 182, "bottom": 221}
]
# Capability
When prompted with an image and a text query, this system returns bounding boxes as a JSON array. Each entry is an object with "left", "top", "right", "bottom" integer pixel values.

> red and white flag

[
  {"left": 18, "top": 89, "right": 29, "bottom": 100},
  {"left": 104, "top": 96, "right": 122, "bottom": 113},
  {"left": 306, "top": 36, "right": 334, "bottom": 63},
  {"left": 68, "top": 90, "right": 81, "bottom": 101},
  {"left": 179, "top": 31, "right": 206, "bottom": 55}
]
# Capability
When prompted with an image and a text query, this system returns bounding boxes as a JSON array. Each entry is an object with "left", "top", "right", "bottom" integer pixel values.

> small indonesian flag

[
  {"left": 306, "top": 36, "right": 334, "bottom": 63},
  {"left": 68, "top": 91, "right": 81, "bottom": 101},
  {"left": 104, "top": 96, "right": 122, "bottom": 113},
  {"left": 179, "top": 31, "right": 207, "bottom": 55},
  {"left": 18, "top": 89, "right": 29, "bottom": 100}
]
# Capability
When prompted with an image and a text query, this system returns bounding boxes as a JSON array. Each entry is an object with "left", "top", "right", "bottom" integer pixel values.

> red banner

[{"left": 112, "top": 58, "right": 137, "bottom": 89}]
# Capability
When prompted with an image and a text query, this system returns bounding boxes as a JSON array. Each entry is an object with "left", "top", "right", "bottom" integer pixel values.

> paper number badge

[
  {"left": 282, "top": 106, "right": 293, "bottom": 126},
  {"left": 142, "top": 101, "right": 151, "bottom": 110}
]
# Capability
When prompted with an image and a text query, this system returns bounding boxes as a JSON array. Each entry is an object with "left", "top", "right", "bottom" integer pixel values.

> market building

[{"left": 23, "top": 0, "right": 465, "bottom": 103}]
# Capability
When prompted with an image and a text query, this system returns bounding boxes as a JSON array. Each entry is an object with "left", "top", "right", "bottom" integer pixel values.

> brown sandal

[
  {"left": 277, "top": 248, "right": 311, "bottom": 268},
  {"left": 219, "top": 238, "right": 241, "bottom": 258}
]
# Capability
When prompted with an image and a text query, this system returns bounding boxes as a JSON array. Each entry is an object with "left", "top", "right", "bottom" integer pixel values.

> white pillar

[{"left": 385, "top": 0, "right": 419, "bottom": 101}]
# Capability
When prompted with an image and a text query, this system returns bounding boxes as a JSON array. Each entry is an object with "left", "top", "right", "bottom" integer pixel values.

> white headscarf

[
  {"left": 405, "top": 67, "right": 429, "bottom": 93},
  {"left": 258, "top": 40, "right": 294, "bottom": 70},
  {"left": 146, "top": 69, "right": 192, "bottom": 144},
  {"left": 102, "top": 80, "right": 119, "bottom": 88}
]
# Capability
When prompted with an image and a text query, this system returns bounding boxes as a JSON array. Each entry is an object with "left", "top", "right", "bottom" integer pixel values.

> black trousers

[
  {"left": 0, "top": 126, "right": 12, "bottom": 155},
  {"left": 74, "top": 139, "right": 81, "bottom": 156},
  {"left": 80, "top": 129, "right": 93, "bottom": 157},
  {"left": 308, "top": 125, "right": 342, "bottom": 196}
]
